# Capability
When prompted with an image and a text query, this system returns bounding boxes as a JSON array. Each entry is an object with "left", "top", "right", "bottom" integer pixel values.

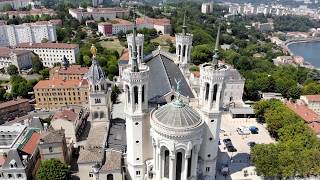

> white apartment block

[
  {"left": 0, "top": 22, "right": 57, "bottom": 47},
  {"left": 0, "top": 0, "right": 40, "bottom": 11},
  {"left": 0, "top": 47, "right": 32, "bottom": 72},
  {"left": 69, "top": 7, "right": 129, "bottom": 21},
  {"left": 16, "top": 43, "right": 79, "bottom": 68},
  {"left": 201, "top": 2, "right": 214, "bottom": 14}
]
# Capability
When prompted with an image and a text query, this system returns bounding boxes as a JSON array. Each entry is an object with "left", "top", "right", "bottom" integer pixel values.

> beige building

[
  {"left": 50, "top": 64, "right": 89, "bottom": 80},
  {"left": 38, "top": 129, "right": 69, "bottom": 164},
  {"left": 0, "top": 98, "right": 32, "bottom": 124},
  {"left": 33, "top": 79, "right": 89, "bottom": 110},
  {"left": 51, "top": 109, "right": 88, "bottom": 146}
]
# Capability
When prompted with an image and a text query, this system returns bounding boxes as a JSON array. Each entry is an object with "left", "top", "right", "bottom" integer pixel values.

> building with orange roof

[
  {"left": 69, "top": 7, "right": 129, "bottom": 21},
  {"left": 136, "top": 16, "right": 172, "bottom": 34},
  {"left": 16, "top": 42, "right": 79, "bottom": 68},
  {"left": 50, "top": 65, "right": 89, "bottom": 80},
  {"left": 301, "top": 95, "right": 320, "bottom": 116},
  {"left": 33, "top": 78, "right": 89, "bottom": 109},
  {"left": 286, "top": 101, "right": 320, "bottom": 135}
]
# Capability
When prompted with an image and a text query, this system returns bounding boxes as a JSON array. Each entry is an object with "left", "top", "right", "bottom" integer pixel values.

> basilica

[{"left": 84, "top": 14, "right": 245, "bottom": 180}]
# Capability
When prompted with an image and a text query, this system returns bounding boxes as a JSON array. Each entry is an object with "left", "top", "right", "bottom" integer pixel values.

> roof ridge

[{"left": 158, "top": 54, "right": 172, "bottom": 89}]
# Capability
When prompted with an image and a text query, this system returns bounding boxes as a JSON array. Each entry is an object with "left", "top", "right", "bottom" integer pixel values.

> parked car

[
  {"left": 226, "top": 145, "right": 237, "bottom": 152},
  {"left": 249, "top": 126, "right": 259, "bottom": 134},
  {"left": 236, "top": 126, "right": 251, "bottom": 135},
  {"left": 223, "top": 138, "right": 232, "bottom": 145},
  {"left": 247, "top": 141, "right": 256, "bottom": 148}
]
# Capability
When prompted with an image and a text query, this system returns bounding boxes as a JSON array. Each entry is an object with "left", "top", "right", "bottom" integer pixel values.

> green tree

[
  {"left": 288, "top": 86, "right": 302, "bottom": 100},
  {"left": 32, "top": 56, "right": 44, "bottom": 73},
  {"left": 3, "top": 4, "right": 13, "bottom": 11},
  {"left": 40, "top": 68, "right": 49, "bottom": 79},
  {"left": 36, "top": 159, "right": 70, "bottom": 180},
  {"left": 0, "top": 88, "right": 6, "bottom": 101},
  {"left": 6, "top": 65, "right": 18, "bottom": 75}
]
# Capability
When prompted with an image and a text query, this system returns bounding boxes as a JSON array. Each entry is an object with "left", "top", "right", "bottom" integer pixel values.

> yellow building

[
  {"left": 34, "top": 79, "right": 89, "bottom": 110},
  {"left": 49, "top": 65, "right": 89, "bottom": 80}
]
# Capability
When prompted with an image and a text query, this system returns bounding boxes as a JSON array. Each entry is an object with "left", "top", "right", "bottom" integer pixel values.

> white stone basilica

[{"left": 119, "top": 15, "right": 245, "bottom": 180}]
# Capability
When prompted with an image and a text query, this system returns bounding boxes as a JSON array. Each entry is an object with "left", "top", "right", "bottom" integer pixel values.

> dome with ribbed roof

[
  {"left": 154, "top": 99, "right": 201, "bottom": 129},
  {"left": 86, "top": 57, "right": 106, "bottom": 85}
]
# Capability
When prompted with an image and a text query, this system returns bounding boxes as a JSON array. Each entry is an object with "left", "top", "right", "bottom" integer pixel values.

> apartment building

[
  {"left": 69, "top": 7, "right": 129, "bottom": 21},
  {"left": 33, "top": 79, "right": 89, "bottom": 110},
  {"left": 50, "top": 65, "right": 89, "bottom": 80},
  {"left": 0, "top": 21, "right": 57, "bottom": 47},
  {"left": 0, "top": 47, "right": 32, "bottom": 73},
  {"left": 0, "top": 0, "right": 40, "bottom": 11},
  {"left": 16, "top": 42, "right": 79, "bottom": 68}
]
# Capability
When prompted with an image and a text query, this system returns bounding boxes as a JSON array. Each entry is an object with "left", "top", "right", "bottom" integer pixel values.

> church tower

[
  {"left": 127, "top": 29, "right": 144, "bottom": 64},
  {"left": 86, "top": 45, "right": 110, "bottom": 123},
  {"left": 122, "top": 14, "right": 150, "bottom": 180},
  {"left": 198, "top": 27, "right": 227, "bottom": 179},
  {"left": 175, "top": 13, "right": 193, "bottom": 77}
]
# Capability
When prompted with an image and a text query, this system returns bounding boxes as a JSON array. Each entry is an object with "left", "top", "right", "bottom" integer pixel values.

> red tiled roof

[
  {"left": 34, "top": 79, "right": 88, "bottom": 89},
  {"left": 286, "top": 102, "right": 319, "bottom": 123},
  {"left": 52, "top": 65, "right": 89, "bottom": 75},
  {"left": 52, "top": 109, "right": 78, "bottom": 122},
  {"left": 304, "top": 95, "right": 320, "bottom": 102},
  {"left": 17, "top": 42, "right": 79, "bottom": 49},
  {"left": 0, "top": 47, "right": 30, "bottom": 57},
  {"left": 0, "top": 99, "right": 29, "bottom": 110},
  {"left": 136, "top": 17, "right": 171, "bottom": 26},
  {"left": 22, "top": 132, "right": 40, "bottom": 155}
]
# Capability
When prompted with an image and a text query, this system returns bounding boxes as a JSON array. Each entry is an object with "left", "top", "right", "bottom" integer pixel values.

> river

[{"left": 288, "top": 41, "right": 320, "bottom": 68}]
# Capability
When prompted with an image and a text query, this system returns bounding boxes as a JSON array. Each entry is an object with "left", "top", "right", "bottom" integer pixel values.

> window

[
  {"left": 206, "top": 167, "right": 210, "bottom": 172},
  {"left": 207, "top": 154, "right": 211, "bottom": 158},
  {"left": 49, "top": 147, "right": 53, "bottom": 153},
  {"left": 89, "top": 173, "right": 93, "bottom": 177},
  {"left": 209, "top": 137, "right": 213, "bottom": 141},
  {"left": 134, "top": 86, "right": 138, "bottom": 104},
  {"left": 95, "top": 98, "right": 101, "bottom": 104},
  {"left": 136, "top": 141, "right": 139, "bottom": 143},
  {"left": 211, "top": 119, "right": 214, "bottom": 122},
  {"left": 17, "top": 174, "right": 22, "bottom": 178},
  {"left": 135, "top": 122, "right": 139, "bottom": 125},
  {"left": 205, "top": 83, "right": 209, "bottom": 100},
  {"left": 212, "top": 84, "right": 218, "bottom": 102},
  {"left": 136, "top": 158, "right": 139, "bottom": 160},
  {"left": 8, "top": 174, "right": 12, "bottom": 178},
  {"left": 136, "top": 171, "right": 140, "bottom": 176},
  {"left": 142, "top": 85, "right": 145, "bottom": 103}
]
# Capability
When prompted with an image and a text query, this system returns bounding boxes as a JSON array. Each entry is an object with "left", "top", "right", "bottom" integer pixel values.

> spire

[
  {"left": 212, "top": 25, "right": 220, "bottom": 65},
  {"left": 131, "top": 9, "right": 139, "bottom": 72},
  {"left": 182, "top": 11, "right": 187, "bottom": 35}
]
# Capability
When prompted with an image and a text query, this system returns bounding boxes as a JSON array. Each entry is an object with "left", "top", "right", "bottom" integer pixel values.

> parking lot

[{"left": 216, "top": 113, "right": 275, "bottom": 180}]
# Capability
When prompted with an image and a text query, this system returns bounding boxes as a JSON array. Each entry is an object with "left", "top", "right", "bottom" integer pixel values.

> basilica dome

[{"left": 154, "top": 100, "right": 201, "bottom": 129}]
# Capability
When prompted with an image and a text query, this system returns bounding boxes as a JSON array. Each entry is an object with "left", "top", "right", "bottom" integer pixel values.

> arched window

[
  {"left": 178, "top": 45, "right": 181, "bottom": 55},
  {"left": 171, "top": 95, "right": 175, "bottom": 101},
  {"left": 101, "top": 84, "right": 105, "bottom": 90},
  {"left": 100, "top": 112, "right": 104, "bottom": 118},
  {"left": 212, "top": 84, "right": 218, "bottom": 102},
  {"left": 107, "top": 174, "right": 113, "bottom": 180},
  {"left": 95, "top": 85, "right": 99, "bottom": 91},
  {"left": 182, "top": 45, "right": 186, "bottom": 57},
  {"left": 176, "top": 152, "right": 183, "bottom": 180},
  {"left": 129, "top": 45, "right": 133, "bottom": 57},
  {"left": 205, "top": 83, "right": 210, "bottom": 101},
  {"left": 142, "top": 85, "right": 145, "bottom": 103},
  {"left": 164, "top": 150, "right": 169, "bottom": 178},
  {"left": 126, "top": 85, "right": 130, "bottom": 103},
  {"left": 134, "top": 86, "right": 138, "bottom": 104},
  {"left": 187, "top": 150, "right": 192, "bottom": 177}
]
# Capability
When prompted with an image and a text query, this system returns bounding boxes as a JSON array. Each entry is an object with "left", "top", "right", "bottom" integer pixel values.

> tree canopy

[{"left": 36, "top": 159, "right": 70, "bottom": 180}]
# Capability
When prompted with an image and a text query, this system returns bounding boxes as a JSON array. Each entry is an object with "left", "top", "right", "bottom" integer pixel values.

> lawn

[{"left": 99, "top": 38, "right": 125, "bottom": 55}]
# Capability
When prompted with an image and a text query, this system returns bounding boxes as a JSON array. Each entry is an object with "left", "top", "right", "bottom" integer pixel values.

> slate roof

[
  {"left": 40, "top": 129, "right": 65, "bottom": 144},
  {"left": 2, "top": 149, "right": 24, "bottom": 169},
  {"left": 86, "top": 57, "right": 106, "bottom": 85},
  {"left": 144, "top": 53, "right": 194, "bottom": 102},
  {"left": 77, "top": 148, "right": 103, "bottom": 164},
  {"left": 100, "top": 149, "right": 122, "bottom": 173}
]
